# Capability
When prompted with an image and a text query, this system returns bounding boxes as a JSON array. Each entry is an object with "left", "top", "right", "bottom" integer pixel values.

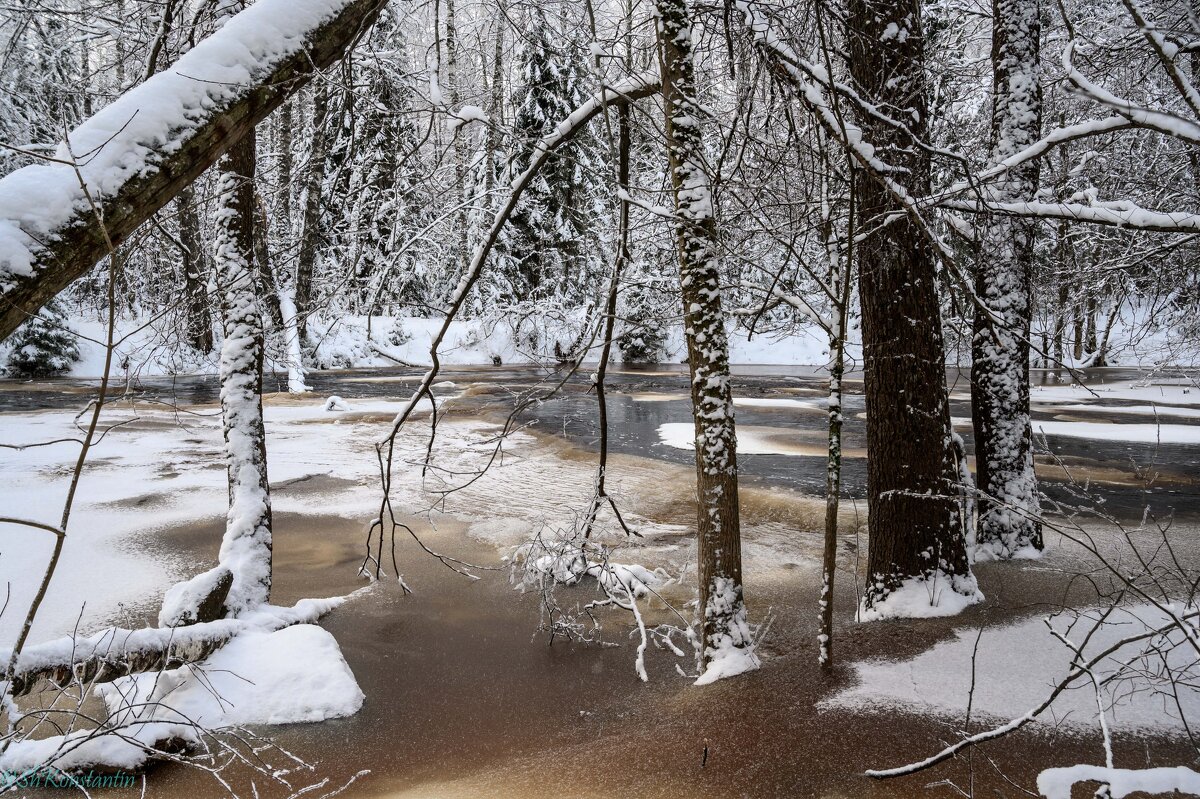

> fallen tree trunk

[
  {"left": 0, "top": 0, "right": 386, "bottom": 341},
  {"left": 2, "top": 596, "right": 348, "bottom": 698}
]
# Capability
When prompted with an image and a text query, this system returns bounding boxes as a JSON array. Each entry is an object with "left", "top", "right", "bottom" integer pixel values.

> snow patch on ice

[
  {"left": 826, "top": 605, "right": 1200, "bottom": 734},
  {"left": 1038, "top": 765, "right": 1200, "bottom": 799},
  {"left": 657, "top": 422, "right": 820, "bottom": 456},
  {"left": 1034, "top": 419, "right": 1200, "bottom": 444}
]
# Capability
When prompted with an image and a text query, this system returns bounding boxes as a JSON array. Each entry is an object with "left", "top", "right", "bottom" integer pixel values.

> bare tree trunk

[
  {"left": 1085, "top": 292, "right": 1098, "bottom": 355},
  {"left": 1053, "top": 242, "right": 1068, "bottom": 367},
  {"left": 1072, "top": 300, "right": 1084, "bottom": 360},
  {"left": 177, "top": 184, "right": 213, "bottom": 352},
  {"left": 254, "top": 190, "right": 283, "bottom": 329},
  {"left": 849, "top": 0, "right": 977, "bottom": 614},
  {"left": 446, "top": 0, "right": 470, "bottom": 275},
  {"left": 654, "top": 0, "right": 757, "bottom": 683},
  {"left": 485, "top": 20, "right": 503, "bottom": 198},
  {"left": 819, "top": 159, "right": 854, "bottom": 673},
  {"left": 277, "top": 98, "right": 295, "bottom": 233},
  {"left": 213, "top": 134, "right": 273, "bottom": 615},
  {"left": 970, "top": 0, "right": 1043, "bottom": 559},
  {"left": 296, "top": 83, "right": 330, "bottom": 341}
]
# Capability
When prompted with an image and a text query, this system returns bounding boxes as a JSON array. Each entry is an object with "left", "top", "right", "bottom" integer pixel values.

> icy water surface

[
  {"left": 2, "top": 364, "right": 1199, "bottom": 520},
  {"left": 3, "top": 366, "right": 1200, "bottom": 797}
]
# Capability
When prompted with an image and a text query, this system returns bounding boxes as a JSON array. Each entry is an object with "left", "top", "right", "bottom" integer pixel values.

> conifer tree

[{"left": 4, "top": 299, "right": 81, "bottom": 378}]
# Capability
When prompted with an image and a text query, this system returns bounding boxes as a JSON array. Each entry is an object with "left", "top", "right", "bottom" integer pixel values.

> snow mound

[
  {"left": 858, "top": 571, "right": 983, "bottom": 622},
  {"left": 100, "top": 624, "right": 364, "bottom": 726},
  {"left": 1, "top": 625, "right": 363, "bottom": 773},
  {"left": 1038, "top": 765, "right": 1200, "bottom": 799},
  {"left": 324, "top": 395, "right": 354, "bottom": 412}
]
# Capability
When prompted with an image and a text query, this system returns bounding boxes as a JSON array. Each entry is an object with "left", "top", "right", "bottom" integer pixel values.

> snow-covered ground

[
  {"left": 0, "top": 396, "right": 433, "bottom": 647},
  {"left": 11, "top": 297, "right": 1199, "bottom": 381},
  {"left": 7, "top": 312, "right": 845, "bottom": 378},
  {"left": 824, "top": 604, "right": 1200, "bottom": 735}
]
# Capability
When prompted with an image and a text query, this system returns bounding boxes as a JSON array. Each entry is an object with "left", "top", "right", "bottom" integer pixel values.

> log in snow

[
  {"left": 0, "top": 0, "right": 386, "bottom": 340},
  {"left": 1, "top": 597, "right": 349, "bottom": 698}
]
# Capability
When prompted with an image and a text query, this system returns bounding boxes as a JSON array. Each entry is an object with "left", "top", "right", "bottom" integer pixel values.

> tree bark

[
  {"left": 654, "top": 0, "right": 757, "bottom": 682},
  {"left": 0, "top": 0, "right": 386, "bottom": 342},
  {"left": 177, "top": 184, "right": 213, "bottom": 352},
  {"left": 254, "top": 189, "right": 284, "bottom": 330},
  {"left": 213, "top": 135, "right": 273, "bottom": 615},
  {"left": 970, "top": 0, "right": 1044, "bottom": 559},
  {"left": 848, "top": 0, "right": 977, "bottom": 613},
  {"left": 296, "top": 83, "right": 330, "bottom": 341}
]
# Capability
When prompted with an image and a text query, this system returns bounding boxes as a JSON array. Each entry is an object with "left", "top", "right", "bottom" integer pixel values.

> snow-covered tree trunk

[
  {"left": 213, "top": 134, "right": 273, "bottom": 615},
  {"left": 849, "top": 0, "right": 978, "bottom": 616},
  {"left": 970, "top": 0, "right": 1044, "bottom": 560},
  {"left": 654, "top": 0, "right": 758, "bottom": 683}
]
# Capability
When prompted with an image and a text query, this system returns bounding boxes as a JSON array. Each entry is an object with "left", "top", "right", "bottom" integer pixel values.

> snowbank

[
  {"left": 825, "top": 605, "right": 1200, "bottom": 734},
  {"left": 857, "top": 571, "right": 984, "bottom": 622},
  {"left": 1, "top": 624, "right": 363, "bottom": 773},
  {"left": 0, "top": 313, "right": 855, "bottom": 379}
]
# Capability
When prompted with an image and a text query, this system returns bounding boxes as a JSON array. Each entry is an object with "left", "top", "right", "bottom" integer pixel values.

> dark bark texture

[{"left": 848, "top": 0, "right": 974, "bottom": 608}]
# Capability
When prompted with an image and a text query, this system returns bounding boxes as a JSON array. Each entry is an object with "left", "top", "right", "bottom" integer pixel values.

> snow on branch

[
  {"left": 940, "top": 198, "right": 1200, "bottom": 233},
  {"left": 0, "top": 0, "right": 386, "bottom": 340},
  {"left": 1062, "top": 42, "right": 1200, "bottom": 147},
  {"left": 1, "top": 595, "right": 352, "bottom": 698}
]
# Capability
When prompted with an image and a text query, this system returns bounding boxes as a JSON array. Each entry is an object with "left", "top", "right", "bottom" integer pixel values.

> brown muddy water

[
  {"left": 6, "top": 365, "right": 1200, "bottom": 797},
  {"left": 134, "top": 506, "right": 1196, "bottom": 799}
]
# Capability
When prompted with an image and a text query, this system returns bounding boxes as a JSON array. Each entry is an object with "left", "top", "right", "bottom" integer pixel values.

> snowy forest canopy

[{"left": 1, "top": 0, "right": 1195, "bottom": 370}]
